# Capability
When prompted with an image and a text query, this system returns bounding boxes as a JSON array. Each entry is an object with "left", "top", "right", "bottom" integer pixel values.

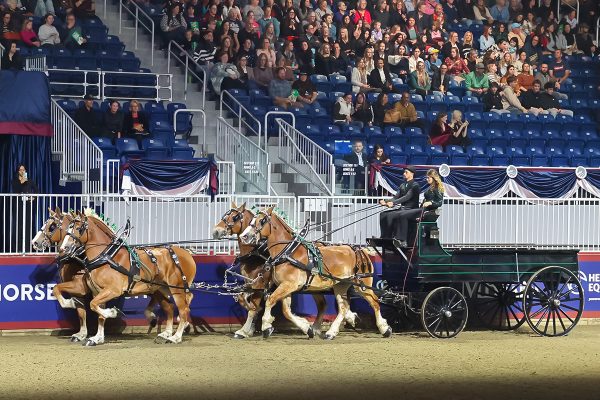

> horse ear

[
  {"left": 239, "top": 202, "right": 246, "bottom": 211},
  {"left": 55, "top": 206, "right": 62, "bottom": 215},
  {"left": 266, "top": 205, "right": 275, "bottom": 214},
  {"left": 231, "top": 200, "right": 237, "bottom": 208},
  {"left": 48, "top": 207, "right": 55, "bottom": 216}
]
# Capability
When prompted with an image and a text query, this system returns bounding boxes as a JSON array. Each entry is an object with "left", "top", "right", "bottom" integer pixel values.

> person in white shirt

[
  {"left": 408, "top": 47, "right": 425, "bottom": 73},
  {"left": 38, "top": 13, "right": 61, "bottom": 46}
]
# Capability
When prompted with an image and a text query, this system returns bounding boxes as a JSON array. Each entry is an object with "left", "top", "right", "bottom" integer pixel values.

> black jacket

[
  {"left": 482, "top": 91, "right": 503, "bottom": 111},
  {"left": 423, "top": 187, "right": 443, "bottom": 210},
  {"left": 368, "top": 67, "right": 393, "bottom": 91},
  {"left": 520, "top": 90, "right": 543, "bottom": 109},
  {"left": 344, "top": 152, "right": 368, "bottom": 166},
  {"left": 431, "top": 71, "right": 451, "bottom": 92},
  {"left": 538, "top": 92, "right": 561, "bottom": 110},
  {"left": 123, "top": 111, "right": 149, "bottom": 137},
  {"left": 74, "top": 106, "right": 100, "bottom": 137},
  {"left": 391, "top": 179, "right": 421, "bottom": 209}
]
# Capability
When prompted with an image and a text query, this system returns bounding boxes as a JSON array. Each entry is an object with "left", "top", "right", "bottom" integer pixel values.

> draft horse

[
  {"left": 59, "top": 211, "right": 196, "bottom": 345},
  {"left": 212, "top": 201, "right": 357, "bottom": 338},
  {"left": 240, "top": 207, "right": 391, "bottom": 339},
  {"left": 31, "top": 207, "right": 167, "bottom": 343}
]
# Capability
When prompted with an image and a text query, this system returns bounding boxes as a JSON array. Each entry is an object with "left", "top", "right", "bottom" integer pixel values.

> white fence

[
  {"left": 50, "top": 99, "right": 103, "bottom": 194},
  {"left": 215, "top": 117, "right": 271, "bottom": 194},
  {"left": 3, "top": 193, "right": 600, "bottom": 256},
  {"left": 277, "top": 119, "right": 335, "bottom": 195}
]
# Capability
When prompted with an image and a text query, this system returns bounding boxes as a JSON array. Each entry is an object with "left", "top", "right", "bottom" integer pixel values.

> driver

[{"left": 378, "top": 166, "right": 420, "bottom": 246}]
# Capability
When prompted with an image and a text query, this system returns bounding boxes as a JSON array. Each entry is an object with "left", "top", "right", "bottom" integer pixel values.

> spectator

[
  {"left": 521, "top": 11, "right": 537, "bottom": 34},
  {"left": 482, "top": 82, "right": 506, "bottom": 113},
  {"left": 352, "top": 57, "right": 373, "bottom": 93},
  {"left": 425, "top": 48, "right": 442, "bottom": 76},
  {"left": 33, "top": 0, "right": 54, "bottom": 18},
  {"left": 383, "top": 92, "right": 425, "bottom": 129},
  {"left": 368, "top": 57, "right": 394, "bottom": 93},
  {"left": 372, "top": 1, "right": 391, "bottom": 29},
  {"left": 334, "top": 0, "right": 349, "bottom": 24},
  {"left": 493, "top": 22, "right": 508, "bottom": 43},
  {"left": 465, "top": 63, "right": 489, "bottom": 96},
  {"left": 295, "top": 39, "right": 314, "bottom": 74},
  {"left": 498, "top": 51, "right": 514, "bottom": 76},
  {"left": 250, "top": 53, "right": 273, "bottom": 89},
  {"left": 575, "top": 23, "right": 597, "bottom": 57},
  {"left": 473, "top": 0, "right": 494, "bottom": 25},
  {"left": 123, "top": 99, "right": 149, "bottom": 140},
  {"left": 486, "top": 61, "right": 502, "bottom": 85},
  {"left": 331, "top": 41, "right": 349, "bottom": 74},
  {"left": 431, "top": 63, "right": 452, "bottom": 96},
  {"left": 500, "top": 65, "right": 520, "bottom": 93},
  {"left": 12, "top": 163, "right": 38, "bottom": 252},
  {"left": 408, "top": 60, "right": 432, "bottom": 96},
  {"left": 517, "top": 63, "right": 535, "bottom": 90},
  {"left": 314, "top": 42, "right": 335, "bottom": 75},
  {"left": 314, "top": 0, "right": 332, "bottom": 21},
  {"left": 38, "top": 13, "right": 60, "bottom": 47},
  {"left": 368, "top": 144, "right": 390, "bottom": 164},
  {"left": 457, "top": 0, "right": 476, "bottom": 26},
  {"left": 61, "top": 13, "right": 86, "bottom": 50},
  {"left": 534, "top": 63, "right": 566, "bottom": 100},
  {"left": 352, "top": 92, "right": 374, "bottom": 126},
  {"left": 256, "top": 37, "right": 276, "bottom": 67},
  {"left": 465, "top": 49, "right": 479, "bottom": 72},
  {"left": 373, "top": 92, "right": 389, "bottom": 127},
  {"left": 409, "top": 1, "right": 432, "bottom": 31},
  {"left": 301, "top": 23, "right": 321, "bottom": 49},
  {"left": 520, "top": 79, "right": 545, "bottom": 110},
  {"left": 192, "top": 29, "right": 216, "bottom": 65},
  {"left": 343, "top": 140, "right": 367, "bottom": 191},
  {"left": 160, "top": 4, "right": 187, "bottom": 48},
  {"left": 549, "top": 49, "right": 571, "bottom": 88},
  {"left": 440, "top": 32, "right": 461, "bottom": 61},
  {"left": 74, "top": 94, "right": 100, "bottom": 137},
  {"left": 501, "top": 75, "right": 542, "bottom": 115},
  {"left": 404, "top": 16, "right": 419, "bottom": 47},
  {"left": 101, "top": 100, "right": 124, "bottom": 139},
  {"left": 20, "top": 19, "right": 41, "bottom": 48},
  {"left": 70, "top": 0, "right": 95, "bottom": 19},
  {"left": 513, "top": 51, "right": 528, "bottom": 73},
  {"left": 546, "top": 23, "right": 567, "bottom": 53},
  {"left": 408, "top": 47, "right": 425, "bottom": 73},
  {"left": 350, "top": 0, "right": 372, "bottom": 26},
  {"left": 243, "top": 0, "right": 263, "bottom": 21},
  {"left": 449, "top": 110, "right": 471, "bottom": 146},
  {"left": 562, "top": 23, "right": 577, "bottom": 55},
  {"left": 427, "top": 20, "right": 446, "bottom": 50},
  {"left": 235, "top": 56, "right": 251, "bottom": 87},
  {"left": 292, "top": 70, "right": 318, "bottom": 106},
  {"left": 269, "top": 67, "right": 301, "bottom": 109},
  {"left": 237, "top": 17, "right": 259, "bottom": 47},
  {"left": 479, "top": 25, "right": 496, "bottom": 52},
  {"left": 428, "top": 113, "right": 455, "bottom": 147},
  {"left": 237, "top": 37, "right": 256, "bottom": 66},
  {"left": 444, "top": 47, "right": 469, "bottom": 77},
  {"left": 280, "top": 8, "right": 302, "bottom": 37},
  {"left": 333, "top": 92, "right": 355, "bottom": 125},
  {"left": 211, "top": 52, "right": 246, "bottom": 95},
  {"left": 219, "top": 36, "right": 237, "bottom": 60},
  {"left": 508, "top": 0, "right": 523, "bottom": 21},
  {"left": 522, "top": 35, "right": 543, "bottom": 66},
  {"left": 507, "top": 22, "right": 526, "bottom": 48},
  {"left": 279, "top": 40, "right": 297, "bottom": 70},
  {"left": 0, "top": 40, "right": 23, "bottom": 70},
  {"left": 538, "top": 82, "right": 574, "bottom": 117},
  {"left": 490, "top": 0, "right": 509, "bottom": 23},
  {"left": 184, "top": 5, "right": 201, "bottom": 34}
]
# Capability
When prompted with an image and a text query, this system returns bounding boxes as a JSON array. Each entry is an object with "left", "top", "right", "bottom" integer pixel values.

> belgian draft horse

[
  {"left": 59, "top": 211, "right": 196, "bottom": 345},
  {"left": 240, "top": 207, "right": 391, "bottom": 339},
  {"left": 31, "top": 207, "right": 167, "bottom": 343},
  {"left": 212, "top": 201, "right": 357, "bottom": 338}
]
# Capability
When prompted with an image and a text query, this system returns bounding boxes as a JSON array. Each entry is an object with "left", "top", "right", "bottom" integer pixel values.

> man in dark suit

[
  {"left": 379, "top": 166, "right": 421, "bottom": 246},
  {"left": 431, "top": 64, "right": 452, "bottom": 95},
  {"left": 343, "top": 140, "right": 367, "bottom": 191},
  {"left": 368, "top": 57, "right": 394, "bottom": 92},
  {"left": 408, "top": 2, "right": 432, "bottom": 32}
]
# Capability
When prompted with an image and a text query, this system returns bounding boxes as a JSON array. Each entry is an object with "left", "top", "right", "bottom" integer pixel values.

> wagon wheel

[
  {"left": 421, "top": 287, "right": 468, "bottom": 339},
  {"left": 523, "top": 266, "right": 584, "bottom": 337},
  {"left": 473, "top": 282, "right": 526, "bottom": 331}
]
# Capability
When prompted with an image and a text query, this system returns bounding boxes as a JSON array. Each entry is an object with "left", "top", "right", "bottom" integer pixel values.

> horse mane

[
  {"left": 83, "top": 208, "right": 116, "bottom": 235},
  {"left": 84, "top": 214, "right": 117, "bottom": 239},
  {"left": 269, "top": 211, "right": 296, "bottom": 236}
]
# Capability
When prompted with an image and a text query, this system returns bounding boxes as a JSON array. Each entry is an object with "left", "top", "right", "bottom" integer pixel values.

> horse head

[
  {"left": 59, "top": 211, "right": 91, "bottom": 256},
  {"left": 31, "top": 207, "right": 72, "bottom": 251},
  {"left": 212, "top": 201, "right": 253, "bottom": 239},
  {"left": 239, "top": 206, "right": 279, "bottom": 245}
]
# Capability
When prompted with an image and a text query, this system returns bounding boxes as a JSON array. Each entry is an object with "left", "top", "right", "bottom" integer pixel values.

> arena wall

[{"left": 0, "top": 254, "right": 599, "bottom": 332}]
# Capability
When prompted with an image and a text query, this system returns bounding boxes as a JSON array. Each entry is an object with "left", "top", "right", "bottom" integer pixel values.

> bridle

[
  {"left": 245, "top": 212, "right": 272, "bottom": 242},
  {"left": 63, "top": 216, "right": 90, "bottom": 256},
  {"left": 220, "top": 208, "right": 248, "bottom": 234}
]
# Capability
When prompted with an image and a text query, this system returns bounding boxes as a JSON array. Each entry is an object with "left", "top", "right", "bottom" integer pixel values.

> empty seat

[
  {"left": 115, "top": 138, "right": 145, "bottom": 158},
  {"left": 171, "top": 139, "right": 195, "bottom": 159}
]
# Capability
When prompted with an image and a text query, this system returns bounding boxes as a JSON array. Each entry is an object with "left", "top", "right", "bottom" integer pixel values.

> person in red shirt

[{"left": 350, "top": 0, "right": 371, "bottom": 25}]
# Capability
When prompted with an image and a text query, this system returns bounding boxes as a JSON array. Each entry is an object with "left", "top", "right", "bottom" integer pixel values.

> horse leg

[
  {"left": 234, "top": 292, "right": 262, "bottom": 339},
  {"left": 342, "top": 290, "right": 359, "bottom": 329},
  {"left": 262, "top": 282, "right": 312, "bottom": 339},
  {"left": 324, "top": 284, "right": 352, "bottom": 340},
  {"left": 356, "top": 288, "right": 392, "bottom": 337},
  {"left": 165, "top": 292, "right": 191, "bottom": 344},
  {"left": 52, "top": 276, "right": 89, "bottom": 342},
  {"left": 310, "top": 294, "right": 326, "bottom": 336},
  {"left": 86, "top": 289, "right": 122, "bottom": 346},
  {"left": 144, "top": 295, "right": 159, "bottom": 331},
  {"left": 155, "top": 294, "right": 175, "bottom": 344},
  {"left": 280, "top": 296, "right": 315, "bottom": 338}
]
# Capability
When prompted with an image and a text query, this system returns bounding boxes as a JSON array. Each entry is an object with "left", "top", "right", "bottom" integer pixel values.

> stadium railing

[
  {"left": 50, "top": 99, "right": 103, "bottom": 194},
  {"left": 167, "top": 41, "right": 207, "bottom": 108},
  {"left": 277, "top": 118, "right": 335, "bottom": 195},
  {"left": 215, "top": 117, "right": 271, "bottom": 194},
  {"left": 219, "top": 90, "right": 262, "bottom": 141},
  {"left": 119, "top": 0, "right": 155, "bottom": 66},
  {"left": 173, "top": 108, "right": 205, "bottom": 152},
  {"left": 101, "top": 71, "right": 173, "bottom": 102}
]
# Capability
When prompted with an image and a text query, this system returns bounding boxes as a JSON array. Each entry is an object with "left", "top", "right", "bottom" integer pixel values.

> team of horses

[{"left": 31, "top": 203, "right": 390, "bottom": 345}]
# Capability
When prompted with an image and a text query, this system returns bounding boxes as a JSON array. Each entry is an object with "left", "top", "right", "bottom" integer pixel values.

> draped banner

[
  {"left": 121, "top": 159, "right": 218, "bottom": 198},
  {"left": 0, "top": 71, "right": 53, "bottom": 137},
  {"left": 370, "top": 164, "right": 600, "bottom": 199}
]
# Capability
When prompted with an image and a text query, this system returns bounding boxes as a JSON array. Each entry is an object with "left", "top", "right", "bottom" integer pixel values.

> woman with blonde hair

[{"left": 351, "top": 57, "right": 374, "bottom": 93}]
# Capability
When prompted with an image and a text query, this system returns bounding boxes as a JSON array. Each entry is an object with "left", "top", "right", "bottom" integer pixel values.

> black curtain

[{"left": 0, "top": 134, "right": 53, "bottom": 194}]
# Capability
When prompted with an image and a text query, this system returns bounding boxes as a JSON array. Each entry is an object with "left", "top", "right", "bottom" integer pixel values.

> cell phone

[{"left": 24, "top": 172, "right": 28, "bottom": 179}]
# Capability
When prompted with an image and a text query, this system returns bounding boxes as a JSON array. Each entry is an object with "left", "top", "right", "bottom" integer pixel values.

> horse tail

[{"left": 354, "top": 246, "right": 373, "bottom": 275}]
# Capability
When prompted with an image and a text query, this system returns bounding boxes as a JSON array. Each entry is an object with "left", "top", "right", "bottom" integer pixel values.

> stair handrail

[
  {"left": 174, "top": 108, "right": 206, "bottom": 154},
  {"left": 119, "top": 0, "right": 155, "bottom": 66},
  {"left": 263, "top": 110, "right": 295, "bottom": 150},
  {"left": 51, "top": 99, "right": 104, "bottom": 194},
  {"left": 215, "top": 117, "right": 270, "bottom": 194},
  {"left": 276, "top": 118, "right": 334, "bottom": 195},
  {"left": 219, "top": 90, "right": 262, "bottom": 139},
  {"left": 167, "top": 40, "right": 207, "bottom": 108}
]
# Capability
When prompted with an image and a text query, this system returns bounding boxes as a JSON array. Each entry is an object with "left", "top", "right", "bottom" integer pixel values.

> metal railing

[
  {"left": 104, "top": 159, "right": 235, "bottom": 195},
  {"left": 215, "top": 117, "right": 270, "bottom": 194},
  {"left": 263, "top": 110, "right": 295, "bottom": 150},
  {"left": 47, "top": 69, "right": 102, "bottom": 99},
  {"left": 277, "top": 119, "right": 334, "bottom": 195},
  {"left": 102, "top": 71, "right": 173, "bottom": 102},
  {"left": 6, "top": 193, "right": 600, "bottom": 255},
  {"left": 50, "top": 99, "right": 103, "bottom": 194},
  {"left": 167, "top": 41, "right": 207, "bottom": 107},
  {"left": 174, "top": 108, "right": 205, "bottom": 153},
  {"left": 0, "top": 43, "right": 4, "bottom": 69},
  {"left": 220, "top": 90, "right": 262, "bottom": 140},
  {"left": 597, "top": 16, "right": 599, "bottom": 46},
  {"left": 557, "top": 0, "right": 579, "bottom": 24},
  {"left": 25, "top": 55, "right": 47, "bottom": 72},
  {"left": 119, "top": 0, "right": 155, "bottom": 66}
]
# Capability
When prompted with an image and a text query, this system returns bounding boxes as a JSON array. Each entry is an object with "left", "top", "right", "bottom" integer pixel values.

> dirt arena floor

[{"left": 1, "top": 324, "right": 599, "bottom": 400}]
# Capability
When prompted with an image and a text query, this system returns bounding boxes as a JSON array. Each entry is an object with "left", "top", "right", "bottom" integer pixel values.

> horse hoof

[
  {"left": 149, "top": 318, "right": 158, "bottom": 329},
  {"left": 262, "top": 327, "right": 274, "bottom": 339},
  {"left": 70, "top": 336, "right": 83, "bottom": 343},
  {"left": 307, "top": 326, "right": 315, "bottom": 339},
  {"left": 383, "top": 327, "right": 393, "bottom": 338},
  {"left": 324, "top": 334, "right": 335, "bottom": 340},
  {"left": 83, "top": 339, "right": 97, "bottom": 347},
  {"left": 154, "top": 336, "right": 167, "bottom": 344},
  {"left": 115, "top": 307, "right": 126, "bottom": 318},
  {"left": 233, "top": 334, "right": 246, "bottom": 339},
  {"left": 184, "top": 324, "right": 191, "bottom": 334}
]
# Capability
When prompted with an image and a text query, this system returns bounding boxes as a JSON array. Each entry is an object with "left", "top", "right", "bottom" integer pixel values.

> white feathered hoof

[
  {"left": 154, "top": 336, "right": 168, "bottom": 344},
  {"left": 183, "top": 322, "right": 191, "bottom": 334},
  {"left": 382, "top": 326, "right": 393, "bottom": 338},
  {"left": 262, "top": 326, "right": 274, "bottom": 339},
  {"left": 306, "top": 326, "right": 315, "bottom": 339},
  {"left": 324, "top": 333, "right": 335, "bottom": 340},
  {"left": 165, "top": 336, "right": 182, "bottom": 344},
  {"left": 70, "top": 335, "right": 84, "bottom": 343},
  {"left": 233, "top": 333, "right": 247, "bottom": 339},
  {"left": 83, "top": 339, "right": 97, "bottom": 347}
]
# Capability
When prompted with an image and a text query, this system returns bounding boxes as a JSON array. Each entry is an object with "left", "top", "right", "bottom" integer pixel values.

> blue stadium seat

[
  {"left": 390, "top": 155, "right": 408, "bottom": 165},
  {"left": 447, "top": 145, "right": 464, "bottom": 154},
  {"left": 430, "top": 154, "right": 450, "bottom": 165},
  {"left": 387, "top": 145, "right": 403, "bottom": 155},
  {"left": 409, "top": 154, "right": 429, "bottom": 164},
  {"left": 405, "top": 144, "right": 423, "bottom": 154},
  {"left": 511, "top": 155, "right": 530, "bottom": 166},
  {"left": 171, "top": 139, "right": 195, "bottom": 159},
  {"left": 384, "top": 126, "right": 403, "bottom": 138},
  {"left": 491, "top": 155, "right": 510, "bottom": 166},
  {"left": 569, "top": 155, "right": 589, "bottom": 167},
  {"left": 311, "top": 75, "right": 333, "bottom": 92},
  {"left": 404, "top": 127, "right": 422, "bottom": 136},
  {"left": 530, "top": 155, "right": 548, "bottom": 167},
  {"left": 363, "top": 126, "right": 383, "bottom": 138},
  {"left": 510, "top": 138, "right": 528, "bottom": 148},
  {"left": 301, "top": 124, "right": 323, "bottom": 140},
  {"left": 115, "top": 138, "right": 145, "bottom": 158},
  {"left": 387, "top": 135, "right": 410, "bottom": 146},
  {"left": 450, "top": 154, "right": 469, "bottom": 165},
  {"left": 142, "top": 138, "right": 170, "bottom": 160},
  {"left": 489, "top": 138, "right": 509, "bottom": 148},
  {"left": 427, "top": 145, "right": 444, "bottom": 154},
  {"left": 93, "top": 137, "right": 117, "bottom": 160},
  {"left": 409, "top": 135, "right": 428, "bottom": 147},
  {"left": 470, "top": 154, "right": 490, "bottom": 165},
  {"left": 550, "top": 156, "right": 570, "bottom": 167}
]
